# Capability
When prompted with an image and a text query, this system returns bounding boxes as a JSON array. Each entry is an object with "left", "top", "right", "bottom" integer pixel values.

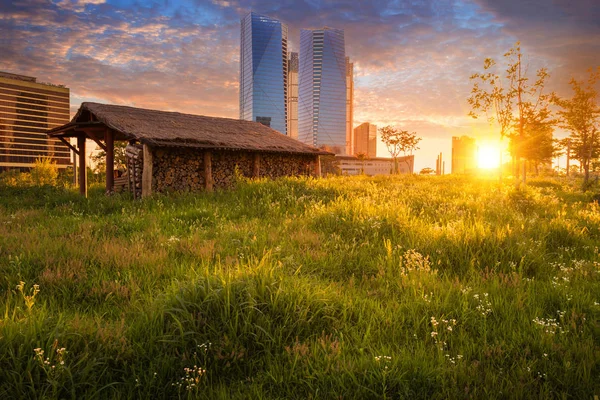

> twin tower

[{"left": 239, "top": 12, "right": 354, "bottom": 155}]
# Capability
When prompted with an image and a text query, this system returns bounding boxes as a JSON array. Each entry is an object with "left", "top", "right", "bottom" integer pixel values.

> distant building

[
  {"left": 239, "top": 12, "right": 288, "bottom": 135},
  {"left": 345, "top": 57, "right": 354, "bottom": 155},
  {"left": 298, "top": 27, "right": 347, "bottom": 154},
  {"left": 452, "top": 136, "right": 477, "bottom": 173},
  {"left": 0, "top": 71, "right": 71, "bottom": 171},
  {"left": 353, "top": 122, "right": 377, "bottom": 158},
  {"left": 287, "top": 52, "right": 298, "bottom": 140},
  {"left": 338, "top": 155, "right": 414, "bottom": 176}
]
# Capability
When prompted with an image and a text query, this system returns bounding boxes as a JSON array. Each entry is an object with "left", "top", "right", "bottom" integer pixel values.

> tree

[
  {"left": 420, "top": 167, "right": 435, "bottom": 175},
  {"left": 554, "top": 68, "right": 600, "bottom": 188},
  {"left": 355, "top": 152, "right": 368, "bottom": 175},
  {"left": 518, "top": 110, "right": 556, "bottom": 174},
  {"left": 90, "top": 141, "right": 128, "bottom": 175},
  {"left": 379, "top": 126, "right": 421, "bottom": 174},
  {"left": 468, "top": 42, "right": 553, "bottom": 183}
]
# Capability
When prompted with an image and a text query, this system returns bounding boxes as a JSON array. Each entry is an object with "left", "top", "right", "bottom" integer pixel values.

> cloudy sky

[{"left": 2, "top": 0, "right": 599, "bottom": 171}]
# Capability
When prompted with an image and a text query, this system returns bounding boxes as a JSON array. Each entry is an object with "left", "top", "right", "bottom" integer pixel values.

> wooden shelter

[{"left": 47, "top": 102, "right": 328, "bottom": 197}]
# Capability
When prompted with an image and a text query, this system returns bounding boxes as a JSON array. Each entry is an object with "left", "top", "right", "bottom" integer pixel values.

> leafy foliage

[
  {"left": 379, "top": 126, "right": 421, "bottom": 173},
  {"left": 554, "top": 68, "right": 600, "bottom": 188},
  {"left": 468, "top": 42, "right": 554, "bottom": 181}
]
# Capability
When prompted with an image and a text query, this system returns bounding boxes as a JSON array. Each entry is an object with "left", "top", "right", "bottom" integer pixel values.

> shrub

[{"left": 30, "top": 157, "right": 58, "bottom": 186}]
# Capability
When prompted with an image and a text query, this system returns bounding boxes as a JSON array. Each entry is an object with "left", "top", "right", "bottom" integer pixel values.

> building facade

[
  {"left": 338, "top": 155, "right": 414, "bottom": 176},
  {"left": 345, "top": 57, "right": 354, "bottom": 155},
  {"left": 239, "top": 12, "right": 288, "bottom": 135},
  {"left": 0, "top": 71, "right": 70, "bottom": 171},
  {"left": 353, "top": 122, "right": 377, "bottom": 158},
  {"left": 298, "top": 27, "right": 347, "bottom": 154},
  {"left": 287, "top": 52, "right": 298, "bottom": 140},
  {"left": 452, "top": 136, "right": 477, "bottom": 173}
]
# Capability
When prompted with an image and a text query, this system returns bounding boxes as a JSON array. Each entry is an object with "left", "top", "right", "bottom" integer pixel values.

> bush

[{"left": 30, "top": 157, "right": 58, "bottom": 186}]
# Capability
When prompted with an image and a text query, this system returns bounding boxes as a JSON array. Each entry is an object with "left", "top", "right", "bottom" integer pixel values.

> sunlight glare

[{"left": 478, "top": 145, "right": 501, "bottom": 169}]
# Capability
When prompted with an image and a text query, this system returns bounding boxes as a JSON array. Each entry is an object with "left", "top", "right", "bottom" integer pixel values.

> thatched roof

[{"left": 48, "top": 102, "right": 330, "bottom": 156}]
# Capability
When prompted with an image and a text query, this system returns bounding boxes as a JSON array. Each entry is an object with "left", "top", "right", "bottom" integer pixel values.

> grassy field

[{"left": 0, "top": 175, "right": 599, "bottom": 399}]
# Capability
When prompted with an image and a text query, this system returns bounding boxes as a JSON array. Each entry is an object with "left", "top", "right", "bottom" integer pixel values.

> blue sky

[{"left": 2, "top": 0, "right": 599, "bottom": 170}]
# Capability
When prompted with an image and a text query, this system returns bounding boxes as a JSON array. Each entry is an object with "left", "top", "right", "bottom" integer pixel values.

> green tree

[
  {"left": 554, "top": 68, "right": 600, "bottom": 189},
  {"left": 468, "top": 42, "right": 553, "bottom": 183},
  {"left": 90, "top": 142, "right": 128, "bottom": 175},
  {"left": 355, "top": 152, "right": 368, "bottom": 175},
  {"left": 379, "top": 126, "right": 421, "bottom": 174}
]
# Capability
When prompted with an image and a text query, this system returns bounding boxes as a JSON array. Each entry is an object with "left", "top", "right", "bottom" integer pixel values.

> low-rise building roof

[{"left": 48, "top": 102, "right": 330, "bottom": 155}]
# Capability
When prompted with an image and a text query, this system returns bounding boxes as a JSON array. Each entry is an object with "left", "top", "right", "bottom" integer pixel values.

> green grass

[{"left": 0, "top": 175, "right": 599, "bottom": 399}]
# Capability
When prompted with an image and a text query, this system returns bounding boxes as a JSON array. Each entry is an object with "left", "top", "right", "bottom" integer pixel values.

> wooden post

[
  {"left": 204, "top": 151, "right": 213, "bottom": 192},
  {"left": 72, "top": 147, "right": 78, "bottom": 185},
  {"left": 105, "top": 129, "right": 114, "bottom": 195},
  {"left": 77, "top": 135, "right": 87, "bottom": 197},
  {"left": 253, "top": 153, "right": 261, "bottom": 178},
  {"left": 142, "top": 144, "right": 153, "bottom": 198},
  {"left": 314, "top": 155, "right": 321, "bottom": 178}
]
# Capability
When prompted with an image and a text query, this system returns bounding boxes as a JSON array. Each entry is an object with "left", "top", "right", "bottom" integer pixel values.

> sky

[{"left": 2, "top": 0, "right": 600, "bottom": 172}]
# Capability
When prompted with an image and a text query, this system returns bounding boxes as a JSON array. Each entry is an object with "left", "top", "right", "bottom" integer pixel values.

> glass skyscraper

[
  {"left": 239, "top": 12, "right": 288, "bottom": 135},
  {"left": 298, "top": 27, "right": 347, "bottom": 154}
]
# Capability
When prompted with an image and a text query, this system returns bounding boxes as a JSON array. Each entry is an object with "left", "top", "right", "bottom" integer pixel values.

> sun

[{"left": 477, "top": 145, "right": 501, "bottom": 169}]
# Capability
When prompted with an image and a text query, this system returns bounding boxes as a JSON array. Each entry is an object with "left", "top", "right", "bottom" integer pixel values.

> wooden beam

[
  {"left": 314, "top": 155, "right": 321, "bottom": 178},
  {"left": 142, "top": 144, "right": 153, "bottom": 198},
  {"left": 77, "top": 135, "right": 87, "bottom": 197},
  {"left": 73, "top": 149, "right": 78, "bottom": 185},
  {"left": 105, "top": 129, "right": 114, "bottom": 195},
  {"left": 253, "top": 153, "right": 261, "bottom": 178},
  {"left": 58, "top": 137, "right": 79, "bottom": 155},
  {"left": 204, "top": 151, "right": 213, "bottom": 192},
  {"left": 84, "top": 130, "right": 107, "bottom": 152}
]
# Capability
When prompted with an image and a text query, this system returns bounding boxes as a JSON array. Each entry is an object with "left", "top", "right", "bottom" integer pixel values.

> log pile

[
  {"left": 152, "top": 148, "right": 206, "bottom": 193},
  {"left": 145, "top": 147, "right": 318, "bottom": 194},
  {"left": 125, "top": 144, "right": 143, "bottom": 199},
  {"left": 260, "top": 153, "right": 314, "bottom": 177}
]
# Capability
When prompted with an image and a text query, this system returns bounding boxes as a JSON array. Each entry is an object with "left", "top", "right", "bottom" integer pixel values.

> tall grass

[{"left": 0, "top": 175, "right": 598, "bottom": 399}]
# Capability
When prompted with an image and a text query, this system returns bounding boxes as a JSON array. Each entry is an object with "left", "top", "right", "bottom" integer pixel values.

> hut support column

[
  {"left": 105, "top": 129, "right": 114, "bottom": 194},
  {"left": 72, "top": 146, "right": 78, "bottom": 185},
  {"left": 204, "top": 151, "right": 213, "bottom": 192},
  {"left": 77, "top": 135, "right": 87, "bottom": 197},
  {"left": 314, "top": 155, "right": 321, "bottom": 178},
  {"left": 253, "top": 153, "right": 261, "bottom": 178},
  {"left": 142, "top": 144, "right": 153, "bottom": 198}
]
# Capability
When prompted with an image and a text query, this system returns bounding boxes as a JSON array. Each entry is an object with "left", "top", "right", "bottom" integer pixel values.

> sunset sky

[{"left": 2, "top": 0, "right": 600, "bottom": 171}]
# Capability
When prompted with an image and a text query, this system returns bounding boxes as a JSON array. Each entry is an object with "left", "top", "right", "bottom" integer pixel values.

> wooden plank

[
  {"left": 105, "top": 129, "right": 114, "bottom": 195},
  {"left": 77, "top": 135, "right": 87, "bottom": 197},
  {"left": 253, "top": 153, "right": 261, "bottom": 178},
  {"left": 204, "top": 151, "right": 213, "bottom": 192},
  {"left": 59, "top": 137, "right": 79, "bottom": 155},
  {"left": 142, "top": 144, "right": 153, "bottom": 198}
]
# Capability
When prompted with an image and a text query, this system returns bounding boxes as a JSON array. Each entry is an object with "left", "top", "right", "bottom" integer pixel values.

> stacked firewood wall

[
  {"left": 148, "top": 147, "right": 317, "bottom": 193},
  {"left": 211, "top": 151, "right": 253, "bottom": 188},
  {"left": 125, "top": 144, "right": 143, "bottom": 199},
  {"left": 260, "top": 153, "right": 314, "bottom": 177},
  {"left": 152, "top": 148, "right": 206, "bottom": 192}
]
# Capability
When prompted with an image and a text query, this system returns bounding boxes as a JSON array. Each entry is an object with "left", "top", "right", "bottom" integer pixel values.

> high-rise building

[
  {"left": 298, "top": 27, "right": 347, "bottom": 154},
  {"left": 452, "top": 136, "right": 477, "bottom": 173},
  {"left": 0, "top": 71, "right": 70, "bottom": 171},
  {"left": 353, "top": 122, "right": 377, "bottom": 158},
  {"left": 239, "top": 12, "right": 288, "bottom": 135},
  {"left": 287, "top": 52, "right": 298, "bottom": 140},
  {"left": 345, "top": 57, "right": 354, "bottom": 155}
]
